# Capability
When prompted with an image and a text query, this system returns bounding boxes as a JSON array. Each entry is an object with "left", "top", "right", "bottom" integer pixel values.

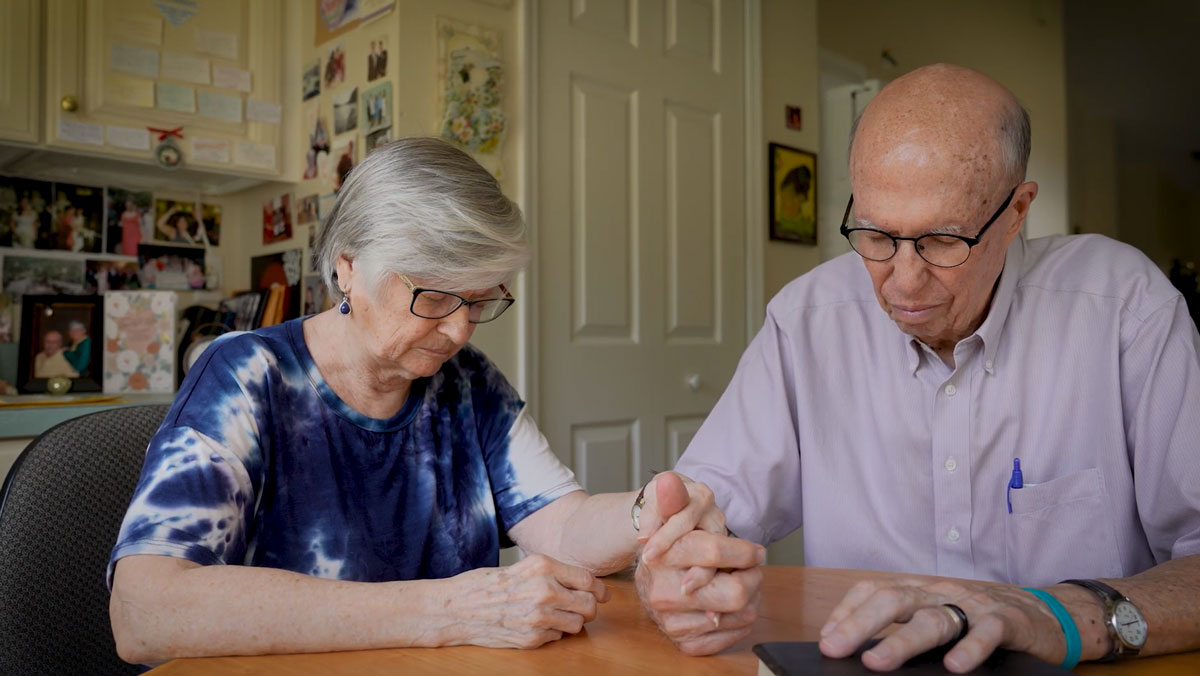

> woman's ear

[{"left": 335, "top": 255, "right": 354, "bottom": 294}]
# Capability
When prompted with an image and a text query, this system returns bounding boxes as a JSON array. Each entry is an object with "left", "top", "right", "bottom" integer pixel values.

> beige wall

[
  {"left": 760, "top": 0, "right": 820, "bottom": 566},
  {"left": 1068, "top": 106, "right": 1118, "bottom": 239},
  {"left": 818, "top": 0, "right": 1070, "bottom": 239},
  {"left": 761, "top": 0, "right": 822, "bottom": 306},
  {"left": 1119, "top": 162, "right": 1200, "bottom": 271},
  {"left": 223, "top": 0, "right": 525, "bottom": 386}
]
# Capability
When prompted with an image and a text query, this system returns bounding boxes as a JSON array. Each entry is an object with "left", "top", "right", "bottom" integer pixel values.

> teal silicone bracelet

[{"left": 1021, "top": 587, "right": 1082, "bottom": 670}]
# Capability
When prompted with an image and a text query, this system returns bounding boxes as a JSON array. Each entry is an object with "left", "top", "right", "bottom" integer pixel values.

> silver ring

[{"left": 941, "top": 603, "right": 969, "bottom": 643}]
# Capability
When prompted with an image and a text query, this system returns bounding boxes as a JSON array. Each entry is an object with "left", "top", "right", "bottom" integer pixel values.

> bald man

[
  {"left": 660, "top": 65, "right": 1200, "bottom": 670},
  {"left": 34, "top": 330, "right": 79, "bottom": 379}
]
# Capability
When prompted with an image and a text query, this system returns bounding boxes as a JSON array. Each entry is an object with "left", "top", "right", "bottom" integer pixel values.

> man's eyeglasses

[
  {"left": 839, "top": 186, "right": 1017, "bottom": 268},
  {"left": 400, "top": 275, "right": 514, "bottom": 324}
]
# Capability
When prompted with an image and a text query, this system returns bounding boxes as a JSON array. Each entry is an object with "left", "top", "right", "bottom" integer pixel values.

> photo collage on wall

[{"left": 1, "top": 176, "right": 221, "bottom": 297}]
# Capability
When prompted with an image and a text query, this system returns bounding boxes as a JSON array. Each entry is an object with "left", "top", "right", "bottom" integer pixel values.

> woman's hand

[{"left": 444, "top": 553, "right": 610, "bottom": 649}]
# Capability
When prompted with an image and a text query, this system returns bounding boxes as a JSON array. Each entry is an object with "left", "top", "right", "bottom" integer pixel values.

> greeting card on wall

[
  {"left": 437, "top": 18, "right": 506, "bottom": 175},
  {"left": 103, "top": 291, "right": 176, "bottom": 394}
]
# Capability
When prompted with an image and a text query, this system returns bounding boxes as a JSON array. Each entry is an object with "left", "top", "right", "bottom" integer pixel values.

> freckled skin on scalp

[{"left": 848, "top": 64, "right": 1037, "bottom": 362}]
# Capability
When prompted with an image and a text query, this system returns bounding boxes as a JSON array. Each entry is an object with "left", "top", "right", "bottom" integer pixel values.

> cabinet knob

[
  {"left": 60, "top": 95, "right": 79, "bottom": 112},
  {"left": 685, "top": 374, "right": 702, "bottom": 392}
]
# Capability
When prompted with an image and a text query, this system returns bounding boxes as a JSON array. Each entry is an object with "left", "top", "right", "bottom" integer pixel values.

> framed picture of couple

[{"left": 16, "top": 295, "right": 102, "bottom": 393}]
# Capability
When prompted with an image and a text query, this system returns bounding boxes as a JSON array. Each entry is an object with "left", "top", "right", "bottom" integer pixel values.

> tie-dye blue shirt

[{"left": 108, "top": 318, "right": 580, "bottom": 586}]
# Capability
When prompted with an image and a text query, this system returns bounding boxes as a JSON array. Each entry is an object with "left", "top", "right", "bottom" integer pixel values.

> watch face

[{"left": 1113, "top": 600, "right": 1147, "bottom": 647}]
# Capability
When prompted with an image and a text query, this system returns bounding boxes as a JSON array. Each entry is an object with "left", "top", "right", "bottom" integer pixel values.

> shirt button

[
  {"left": 947, "top": 528, "right": 960, "bottom": 542},
  {"left": 944, "top": 384, "right": 957, "bottom": 396},
  {"left": 945, "top": 457, "right": 957, "bottom": 472},
  {"left": 985, "top": 360, "right": 994, "bottom": 370}
]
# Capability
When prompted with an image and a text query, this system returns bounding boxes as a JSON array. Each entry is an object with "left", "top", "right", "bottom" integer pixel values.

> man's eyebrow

[{"left": 853, "top": 216, "right": 967, "bottom": 236}]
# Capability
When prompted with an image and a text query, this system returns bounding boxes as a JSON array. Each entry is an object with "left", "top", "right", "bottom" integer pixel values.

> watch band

[{"left": 1060, "top": 579, "right": 1141, "bottom": 660}]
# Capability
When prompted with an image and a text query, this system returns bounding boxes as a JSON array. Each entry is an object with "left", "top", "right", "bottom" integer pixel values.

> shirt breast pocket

[{"left": 1004, "top": 467, "right": 1123, "bottom": 587}]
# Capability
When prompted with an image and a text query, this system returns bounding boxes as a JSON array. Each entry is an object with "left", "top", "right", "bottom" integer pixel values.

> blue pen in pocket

[{"left": 1007, "top": 458, "right": 1023, "bottom": 513}]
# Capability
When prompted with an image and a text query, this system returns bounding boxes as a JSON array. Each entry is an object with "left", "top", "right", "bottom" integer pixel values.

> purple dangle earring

[{"left": 338, "top": 297, "right": 352, "bottom": 315}]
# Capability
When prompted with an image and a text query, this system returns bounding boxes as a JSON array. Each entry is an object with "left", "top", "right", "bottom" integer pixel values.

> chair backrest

[{"left": 0, "top": 404, "right": 170, "bottom": 676}]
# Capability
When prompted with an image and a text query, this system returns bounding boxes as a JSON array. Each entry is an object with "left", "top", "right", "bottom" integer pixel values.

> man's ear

[{"left": 1007, "top": 181, "right": 1039, "bottom": 236}]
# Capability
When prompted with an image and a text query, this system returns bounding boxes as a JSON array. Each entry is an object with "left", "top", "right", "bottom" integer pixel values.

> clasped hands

[{"left": 632, "top": 472, "right": 766, "bottom": 655}]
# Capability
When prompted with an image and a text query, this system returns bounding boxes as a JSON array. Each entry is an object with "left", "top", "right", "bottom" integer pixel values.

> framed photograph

[
  {"left": 2, "top": 255, "right": 89, "bottom": 296},
  {"left": 0, "top": 176, "right": 53, "bottom": 249},
  {"left": 137, "top": 244, "right": 207, "bottom": 290},
  {"left": 362, "top": 82, "right": 392, "bottom": 135},
  {"left": 262, "top": 193, "right": 294, "bottom": 244},
  {"left": 51, "top": 183, "right": 104, "bottom": 253},
  {"left": 105, "top": 187, "right": 153, "bottom": 256},
  {"left": 332, "top": 86, "right": 358, "bottom": 135},
  {"left": 768, "top": 142, "right": 817, "bottom": 245},
  {"left": 17, "top": 294, "right": 103, "bottom": 393}
]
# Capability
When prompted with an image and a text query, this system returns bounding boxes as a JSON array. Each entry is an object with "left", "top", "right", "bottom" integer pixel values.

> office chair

[{"left": 0, "top": 404, "right": 170, "bottom": 676}]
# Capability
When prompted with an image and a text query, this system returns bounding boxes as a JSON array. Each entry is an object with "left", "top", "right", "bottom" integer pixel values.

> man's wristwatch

[{"left": 1060, "top": 579, "right": 1147, "bottom": 660}]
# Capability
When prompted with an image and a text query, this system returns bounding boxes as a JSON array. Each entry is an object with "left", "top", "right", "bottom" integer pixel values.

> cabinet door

[
  {"left": 0, "top": 0, "right": 41, "bottom": 144},
  {"left": 45, "top": 0, "right": 282, "bottom": 176}
]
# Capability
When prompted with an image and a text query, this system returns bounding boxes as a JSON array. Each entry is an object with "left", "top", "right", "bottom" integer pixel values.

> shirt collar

[{"left": 902, "top": 235, "right": 1026, "bottom": 376}]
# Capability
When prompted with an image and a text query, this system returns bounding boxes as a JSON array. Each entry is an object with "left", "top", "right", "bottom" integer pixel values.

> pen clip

[{"left": 1006, "top": 458, "right": 1023, "bottom": 514}]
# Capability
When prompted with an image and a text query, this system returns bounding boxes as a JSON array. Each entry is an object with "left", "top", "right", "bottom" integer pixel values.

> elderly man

[
  {"left": 664, "top": 64, "right": 1200, "bottom": 671},
  {"left": 34, "top": 330, "right": 78, "bottom": 379}
]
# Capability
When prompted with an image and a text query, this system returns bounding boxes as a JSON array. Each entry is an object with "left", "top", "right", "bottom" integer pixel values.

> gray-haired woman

[{"left": 107, "top": 138, "right": 761, "bottom": 663}]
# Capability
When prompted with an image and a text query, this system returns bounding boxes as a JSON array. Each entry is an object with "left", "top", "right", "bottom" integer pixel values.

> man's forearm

[{"left": 1049, "top": 554, "right": 1200, "bottom": 660}]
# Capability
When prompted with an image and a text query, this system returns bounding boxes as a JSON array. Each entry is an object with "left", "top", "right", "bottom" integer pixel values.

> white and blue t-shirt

[{"left": 107, "top": 318, "right": 581, "bottom": 586}]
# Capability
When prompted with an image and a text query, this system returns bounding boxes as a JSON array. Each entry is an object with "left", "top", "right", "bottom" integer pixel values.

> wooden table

[{"left": 148, "top": 566, "right": 1199, "bottom": 675}]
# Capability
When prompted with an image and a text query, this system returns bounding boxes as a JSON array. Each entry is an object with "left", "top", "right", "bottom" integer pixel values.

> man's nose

[{"left": 889, "top": 241, "right": 930, "bottom": 291}]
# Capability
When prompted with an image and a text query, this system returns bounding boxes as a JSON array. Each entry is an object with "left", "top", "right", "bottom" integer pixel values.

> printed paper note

[
  {"left": 195, "top": 28, "right": 239, "bottom": 60},
  {"left": 121, "top": 14, "right": 163, "bottom": 45},
  {"left": 192, "top": 137, "right": 231, "bottom": 164},
  {"left": 107, "top": 126, "right": 151, "bottom": 151},
  {"left": 198, "top": 91, "right": 242, "bottom": 122},
  {"left": 235, "top": 140, "right": 276, "bottom": 171},
  {"left": 105, "top": 73, "right": 155, "bottom": 107},
  {"left": 247, "top": 100, "right": 281, "bottom": 124},
  {"left": 58, "top": 119, "right": 105, "bottom": 146},
  {"left": 156, "top": 82, "right": 196, "bottom": 113},
  {"left": 162, "top": 52, "right": 210, "bottom": 84},
  {"left": 111, "top": 42, "right": 159, "bottom": 78},
  {"left": 213, "top": 65, "right": 252, "bottom": 92}
]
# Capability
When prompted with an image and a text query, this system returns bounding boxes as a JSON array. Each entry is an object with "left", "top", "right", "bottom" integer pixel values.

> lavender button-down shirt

[{"left": 677, "top": 234, "right": 1200, "bottom": 586}]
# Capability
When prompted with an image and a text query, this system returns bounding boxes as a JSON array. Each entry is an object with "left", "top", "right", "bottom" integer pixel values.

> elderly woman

[{"left": 108, "top": 138, "right": 762, "bottom": 664}]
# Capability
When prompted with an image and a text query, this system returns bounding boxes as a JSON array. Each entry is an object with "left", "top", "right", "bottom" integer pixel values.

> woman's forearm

[
  {"left": 110, "top": 556, "right": 462, "bottom": 664},
  {"left": 554, "top": 491, "right": 642, "bottom": 575}
]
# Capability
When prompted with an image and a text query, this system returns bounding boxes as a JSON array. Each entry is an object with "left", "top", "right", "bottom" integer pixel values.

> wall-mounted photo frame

[
  {"left": 17, "top": 294, "right": 103, "bottom": 394},
  {"left": 768, "top": 142, "right": 818, "bottom": 245}
]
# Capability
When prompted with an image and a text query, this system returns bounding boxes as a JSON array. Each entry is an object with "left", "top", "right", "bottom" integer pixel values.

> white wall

[
  {"left": 818, "top": 0, "right": 1070, "bottom": 238},
  {"left": 1068, "top": 106, "right": 1118, "bottom": 239},
  {"left": 761, "top": 0, "right": 822, "bottom": 306},
  {"left": 759, "top": 0, "right": 820, "bottom": 566}
]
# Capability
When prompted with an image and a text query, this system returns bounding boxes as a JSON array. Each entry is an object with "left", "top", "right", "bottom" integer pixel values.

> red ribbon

[{"left": 147, "top": 126, "right": 184, "bottom": 141}]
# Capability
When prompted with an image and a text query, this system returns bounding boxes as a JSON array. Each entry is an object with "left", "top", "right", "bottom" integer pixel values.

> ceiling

[{"left": 1064, "top": 0, "right": 1200, "bottom": 201}]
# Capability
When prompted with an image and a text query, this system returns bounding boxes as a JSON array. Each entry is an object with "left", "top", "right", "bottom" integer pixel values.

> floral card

[{"left": 103, "top": 291, "right": 176, "bottom": 393}]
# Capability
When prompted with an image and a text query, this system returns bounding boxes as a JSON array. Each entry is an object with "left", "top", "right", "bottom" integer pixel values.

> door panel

[{"left": 539, "top": 0, "right": 745, "bottom": 491}]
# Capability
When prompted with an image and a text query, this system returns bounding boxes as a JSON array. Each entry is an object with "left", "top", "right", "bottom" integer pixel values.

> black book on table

[{"left": 753, "top": 639, "right": 1065, "bottom": 675}]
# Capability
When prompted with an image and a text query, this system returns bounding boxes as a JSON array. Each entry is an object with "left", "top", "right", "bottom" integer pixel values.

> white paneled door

[{"left": 537, "top": 0, "right": 747, "bottom": 493}]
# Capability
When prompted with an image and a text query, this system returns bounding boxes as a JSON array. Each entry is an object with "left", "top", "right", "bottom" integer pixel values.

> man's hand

[
  {"left": 818, "top": 577, "right": 1094, "bottom": 672},
  {"left": 634, "top": 473, "right": 765, "bottom": 655}
]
